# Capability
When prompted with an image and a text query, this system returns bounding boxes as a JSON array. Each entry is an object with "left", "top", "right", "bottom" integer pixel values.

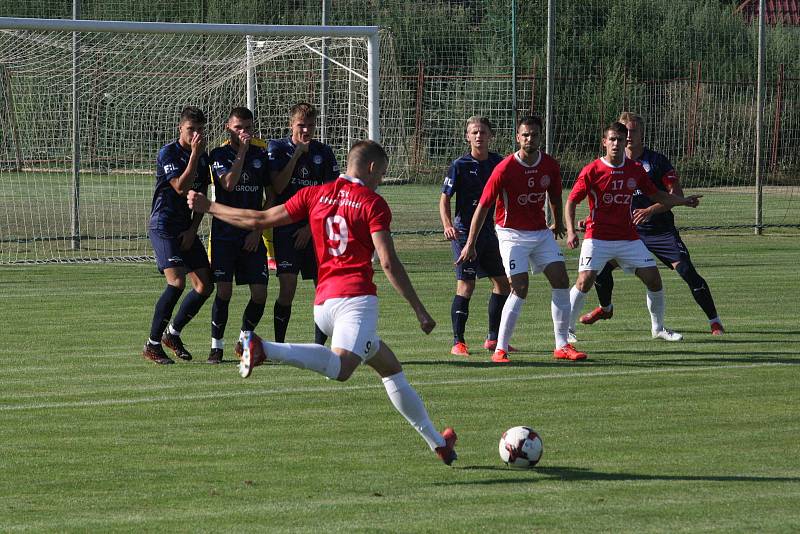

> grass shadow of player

[{"left": 438, "top": 465, "right": 800, "bottom": 484}]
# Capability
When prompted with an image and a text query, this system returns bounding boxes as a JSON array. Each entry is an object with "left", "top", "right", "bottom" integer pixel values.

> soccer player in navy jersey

[
  {"left": 565, "top": 122, "right": 702, "bottom": 343},
  {"left": 188, "top": 140, "right": 458, "bottom": 466},
  {"left": 440, "top": 116, "right": 511, "bottom": 357},
  {"left": 206, "top": 107, "right": 270, "bottom": 364},
  {"left": 578, "top": 112, "right": 724, "bottom": 335},
  {"left": 268, "top": 103, "right": 339, "bottom": 345},
  {"left": 143, "top": 106, "right": 214, "bottom": 365}
]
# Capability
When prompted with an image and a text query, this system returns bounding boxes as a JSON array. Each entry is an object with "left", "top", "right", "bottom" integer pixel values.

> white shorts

[
  {"left": 496, "top": 227, "right": 565, "bottom": 276},
  {"left": 578, "top": 238, "right": 657, "bottom": 273},
  {"left": 314, "top": 295, "right": 381, "bottom": 361}
]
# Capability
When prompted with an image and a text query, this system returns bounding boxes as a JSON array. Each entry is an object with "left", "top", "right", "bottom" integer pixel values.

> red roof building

[{"left": 736, "top": 0, "right": 800, "bottom": 25}]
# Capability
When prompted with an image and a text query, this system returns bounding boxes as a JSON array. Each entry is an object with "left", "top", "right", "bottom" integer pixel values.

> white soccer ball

[{"left": 499, "top": 426, "right": 543, "bottom": 468}]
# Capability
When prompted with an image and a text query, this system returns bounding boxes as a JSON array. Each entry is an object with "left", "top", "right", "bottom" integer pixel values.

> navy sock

[
  {"left": 676, "top": 261, "right": 718, "bottom": 320},
  {"left": 242, "top": 299, "right": 266, "bottom": 332},
  {"left": 594, "top": 263, "right": 615, "bottom": 308},
  {"left": 211, "top": 296, "right": 230, "bottom": 340},
  {"left": 274, "top": 301, "right": 292, "bottom": 343},
  {"left": 314, "top": 323, "right": 328, "bottom": 345},
  {"left": 451, "top": 295, "right": 470, "bottom": 344},
  {"left": 149, "top": 284, "right": 183, "bottom": 341},
  {"left": 487, "top": 292, "right": 508, "bottom": 341},
  {"left": 172, "top": 289, "right": 210, "bottom": 332}
]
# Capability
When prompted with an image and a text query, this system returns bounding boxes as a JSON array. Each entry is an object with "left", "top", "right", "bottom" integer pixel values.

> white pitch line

[{"left": 0, "top": 362, "right": 791, "bottom": 412}]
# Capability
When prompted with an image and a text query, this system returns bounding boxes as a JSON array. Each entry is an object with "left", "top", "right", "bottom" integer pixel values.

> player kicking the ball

[
  {"left": 456, "top": 116, "right": 586, "bottom": 363},
  {"left": 188, "top": 140, "right": 457, "bottom": 465},
  {"left": 565, "top": 122, "right": 701, "bottom": 342}
]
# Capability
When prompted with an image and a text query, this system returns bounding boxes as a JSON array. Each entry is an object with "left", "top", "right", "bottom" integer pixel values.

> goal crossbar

[{"left": 0, "top": 17, "right": 381, "bottom": 141}]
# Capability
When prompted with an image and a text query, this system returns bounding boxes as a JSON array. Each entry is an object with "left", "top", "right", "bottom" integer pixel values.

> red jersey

[
  {"left": 479, "top": 151, "right": 563, "bottom": 231},
  {"left": 568, "top": 157, "right": 658, "bottom": 240},
  {"left": 284, "top": 175, "right": 391, "bottom": 304}
]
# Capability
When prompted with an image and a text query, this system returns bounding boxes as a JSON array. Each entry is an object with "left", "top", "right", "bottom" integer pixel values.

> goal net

[{"left": 0, "top": 19, "right": 409, "bottom": 264}]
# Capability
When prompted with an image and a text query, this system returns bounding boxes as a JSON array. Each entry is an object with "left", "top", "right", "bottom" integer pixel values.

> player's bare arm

[
  {"left": 270, "top": 143, "right": 308, "bottom": 195},
  {"left": 218, "top": 131, "right": 251, "bottom": 191},
  {"left": 646, "top": 179, "right": 689, "bottom": 217},
  {"left": 548, "top": 192, "right": 566, "bottom": 239},
  {"left": 455, "top": 201, "right": 490, "bottom": 264},
  {"left": 187, "top": 191, "right": 292, "bottom": 231},
  {"left": 439, "top": 193, "right": 460, "bottom": 241},
  {"left": 170, "top": 131, "right": 206, "bottom": 196},
  {"left": 564, "top": 198, "right": 580, "bottom": 249},
  {"left": 372, "top": 230, "right": 436, "bottom": 334}
]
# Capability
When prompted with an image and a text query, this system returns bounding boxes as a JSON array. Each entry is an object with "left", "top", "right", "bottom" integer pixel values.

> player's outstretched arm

[
  {"left": 187, "top": 191, "right": 292, "bottom": 231},
  {"left": 372, "top": 230, "right": 435, "bottom": 334},
  {"left": 649, "top": 190, "right": 702, "bottom": 210},
  {"left": 564, "top": 199, "right": 580, "bottom": 249}
]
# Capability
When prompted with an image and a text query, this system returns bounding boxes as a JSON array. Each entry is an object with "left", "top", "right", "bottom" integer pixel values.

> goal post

[{"left": 0, "top": 17, "right": 399, "bottom": 264}]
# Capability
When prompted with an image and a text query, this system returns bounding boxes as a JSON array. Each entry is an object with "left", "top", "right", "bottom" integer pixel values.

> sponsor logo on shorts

[
  {"left": 214, "top": 269, "right": 226, "bottom": 277},
  {"left": 278, "top": 260, "right": 292, "bottom": 268},
  {"left": 462, "top": 267, "right": 476, "bottom": 275},
  {"left": 167, "top": 256, "right": 183, "bottom": 264}
]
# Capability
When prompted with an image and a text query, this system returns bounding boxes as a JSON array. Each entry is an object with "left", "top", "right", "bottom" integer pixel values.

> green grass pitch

[{"left": 2, "top": 230, "right": 799, "bottom": 531}]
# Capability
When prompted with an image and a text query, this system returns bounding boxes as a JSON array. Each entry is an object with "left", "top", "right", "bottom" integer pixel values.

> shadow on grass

[{"left": 438, "top": 465, "right": 800, "bottom": 484}]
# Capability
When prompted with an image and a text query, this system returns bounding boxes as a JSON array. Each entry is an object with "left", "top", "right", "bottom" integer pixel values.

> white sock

[
  {"left": 569, "top": 286, "right": 587, "bottom": 330},
  {"left": 647, "top": 289, "right": 665, "bottom": 333},
  {"left": 382, "top": 372, "right": 445, "bottom": 450},
  {"left": 167, "top": 324, "right": 181, "bottom": 336},
  {"left": 211, "top": 337, "right": 224, "bottom": 349},
  {"left": 551, "top": 288, "right": 571, "bottom": 348},
  {"left": 262, "top": 341, "right": 341, "bottom": 380},
  {"left": 497, "top": 294, "right": 525, "bottom": 351}
]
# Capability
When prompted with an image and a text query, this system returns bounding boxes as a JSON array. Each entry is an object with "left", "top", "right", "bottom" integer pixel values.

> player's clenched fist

[{"left": 187, "top": 191, "right": 210, "bottom": 213}]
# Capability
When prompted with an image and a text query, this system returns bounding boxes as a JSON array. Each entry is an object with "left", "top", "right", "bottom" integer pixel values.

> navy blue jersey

[
  {"left": 149, "top": 140, "right": 211, "bottom": 236},
  {"left": 268, "top": 138, "right": 339, "bottom": 207},
  {"left": 631, "top": 148, "right": 680, "bottom": 234},
  {"left": 441, "top": 152, "right": 503, "bottom": 235},
  {"left": 209, "top": 144, "right": 269, "bottom": 241}
]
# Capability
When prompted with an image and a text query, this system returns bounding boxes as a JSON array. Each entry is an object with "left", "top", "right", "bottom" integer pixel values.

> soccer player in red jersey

[
  {"left": 565, "top": 122, "right": 701, "bottom": 342},
  {"left": 188, "top": 141, "right": 458, "bottom": 465},
  {"left": 579, "top": 112, "right": 724, "bottom": 335},
  {"left": 456, "top": 116, "right": 586, "bottom": 363}
]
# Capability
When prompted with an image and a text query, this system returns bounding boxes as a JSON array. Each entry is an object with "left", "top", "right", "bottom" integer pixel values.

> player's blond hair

[
  {"left": 465, "top": 115, "right": 495, "bottom": 136},
  {"left": 289, "top": 102, "right": 318, "bottom": 122},
  {"left": 618, "top": 111, "right": 644, "bottom": 128}
]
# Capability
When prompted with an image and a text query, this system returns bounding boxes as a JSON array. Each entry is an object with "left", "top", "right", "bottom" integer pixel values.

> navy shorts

[
  {"left": 149, "top": 229, "right": 210, "bottom": 274},
  {"left": 640, "top": 229, "right": 691, "bottom": 268},
  {"left": 210, "top": 237, "right": 269, "bottom": 285},
  {"left": 273, "top": 224, "right": 318, "bottom": 280},
  {"left": 450, "top": 231, "right": 505, "bottom": 281}
]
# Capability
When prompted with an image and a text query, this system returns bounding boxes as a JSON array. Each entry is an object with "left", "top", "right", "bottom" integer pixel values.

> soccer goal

[{"left": 0, "top": 17, "right": 408, "bottom": 264}]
